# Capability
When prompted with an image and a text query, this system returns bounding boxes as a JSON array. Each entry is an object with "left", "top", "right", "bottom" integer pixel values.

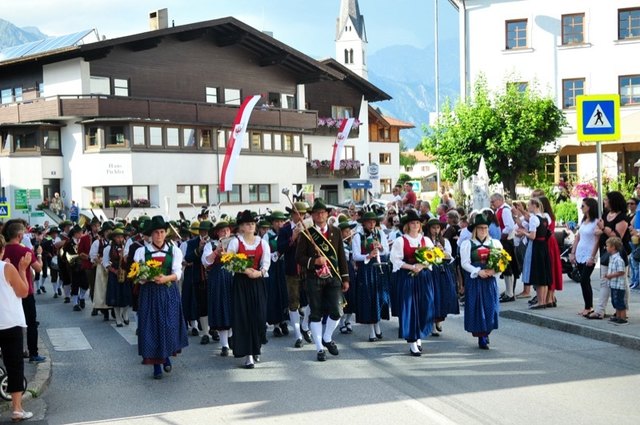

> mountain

[
  {"left": 0, "top": 19, "right": 47, "bottom": 49},
  {"left": 368, "top": 39, "right": 460, "bottom": 148}
]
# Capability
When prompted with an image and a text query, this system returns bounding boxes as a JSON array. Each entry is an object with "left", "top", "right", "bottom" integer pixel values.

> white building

[{"left": 454, "top": 0, "right": 640, "bottom": 184}]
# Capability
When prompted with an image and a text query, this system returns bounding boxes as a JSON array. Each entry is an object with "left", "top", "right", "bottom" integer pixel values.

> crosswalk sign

[
  {"left": 0, "top": 203, "right": 10, "bottom": 219},
  {"left": 577, "top": 94, "right": 621, "bottom": 142}
]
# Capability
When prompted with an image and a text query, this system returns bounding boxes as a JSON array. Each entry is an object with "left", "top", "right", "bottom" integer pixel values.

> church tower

[{"left": 335, "top": 0, "right": 368, "bottom": 79}]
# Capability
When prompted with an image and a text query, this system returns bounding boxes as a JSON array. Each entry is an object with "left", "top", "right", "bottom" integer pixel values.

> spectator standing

[
  {"left": 69, "top": 201, "right": 79, "bottom": 224},
  {"left": 402, "top": 182, "right": 417, "bottom": 210},
  {"left": 50, "top": 192, "right": 64, "bottom": 219}
]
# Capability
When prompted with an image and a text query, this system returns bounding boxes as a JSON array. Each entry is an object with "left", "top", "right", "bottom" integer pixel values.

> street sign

[
  {"left": 30, "top": 211, "right": 45, "bottom": 218},
  {"left": 0, "top": 203, "right": 10, "bottom": 219},
  {"left": 576, "top": 94, "right": 621, "bottom": 142},
  {"left": 28, "top": 189, "right": 41, "bottom": 199},
  {"left": 14, "top": 189, "right": 28, "bottom": 210},
  {"left": 368, "top": 163, "right": 379, "bottom": 179}
]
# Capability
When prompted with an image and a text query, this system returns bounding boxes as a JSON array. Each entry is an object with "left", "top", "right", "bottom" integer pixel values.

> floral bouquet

[
  {"left": 412, "top": 246, "right": 446, "bottom": 274},
  {"left": 220, "top": 252, "right": 253, "bottom": 274},
  {"left": 486, "top": 248, "right": 512, "bottom": 273},
  {"left": 573, "top": 182, "right": 597, "bottom": 198},
  {"left": 128, "top": 259, "right": 169, "bottom": 286}
]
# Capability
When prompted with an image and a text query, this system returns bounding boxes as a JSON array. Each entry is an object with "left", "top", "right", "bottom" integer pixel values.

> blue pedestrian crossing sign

[
  {"left": 0, "top": 203, "right": 10, "bottom": 219},
  {"left": 576, "top": 94, "right": 621, "bottom": 142}
]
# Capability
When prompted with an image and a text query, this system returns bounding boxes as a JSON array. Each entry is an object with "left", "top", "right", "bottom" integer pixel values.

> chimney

[{"left": 149, "top": 8, "right": 169, "bottom": 30}]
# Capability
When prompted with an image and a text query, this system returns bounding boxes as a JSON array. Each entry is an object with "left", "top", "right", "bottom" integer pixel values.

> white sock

[
  {"left": 191, "top": 320, "right": 199, "bottom": 334},
  {"left": 344, "top": 313, "right": 353, "bottom": 326},
  {"left": 323, "top": 318, "right": 339, "bottom": 343},
  {"left": 301, "top": 305, "right": 310, "bottom": 331},
  {"left": 309, "top": 321, "right": 324, "bottom": 351},
  {"left": 64, "top": 285, "right": 71, "bottom": 297},
  {"left": 504, "top": 276, "right": 514, "bottom": 297},
  {"left": 72, "top": 295, "right": 78, "bottom": 305},
  {"left": 122, "top": 307, "right": 129, "bottom": 322},
  {"left": 219, "top": 330, "right": 229, "bottom": 348},
  {"left": 228, "top": 328, "right": 233, "bottom": 338},
  {"left": 199, "top": 317, "right": 209, "bottom": 335},
  {"left": 369, "top": 324, "right": 377, "bottom": 339},
  {"left": 289, "top": 310, "right": 301, "bottom": 339},
  {"left": 79, "top": 288, "right": 87, "bottom": 300},
  {"left": 114, "top": 307, "right": 122, "bottom": 323},
  {"left": 52, "top": 281, "right": 59, "bottom": 292},
  {"left": 34, "top": 279, "right": 40, "bottom": 289},
  {"left": 374, "top": 322, "right": 381, "bottom": 335},
  {"left": 417, "top": 338, "right": 422, "bottom": 348},
  {"left": 409, "top": 341, "right": 418, "bottom": 352}
]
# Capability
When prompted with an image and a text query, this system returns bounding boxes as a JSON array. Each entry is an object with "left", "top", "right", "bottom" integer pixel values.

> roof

[
  {"left": 407, "top": 150, "right": 434, "bottom": 162},
  {"left": 320, "top": 58, "right": 390, "bottom": 102},
  {"left": 368, "top": 106, "right": 414, "bottom": 128},
  {"left": 336, "top": 0, "right": 368, "bottom": 42},
  {"left": 0, "top": 29, "right": 97, "bottom": 62},
  {"left": 0, "top": 17, "right": 344, "bottom": 84}
]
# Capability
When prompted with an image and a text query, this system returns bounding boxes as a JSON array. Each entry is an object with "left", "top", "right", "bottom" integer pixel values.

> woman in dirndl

[
  {"left": 227, "top": 210, "right": 271, "bottom": 369},
  {"left": 104, "top": 228, "right": 133, "bottom": 327},
  {"left": 133, "top": 216, "right": 188, "bottom": 379},
  {"left": 352, "top": 211, "right": 390, "bottom": 342},
  {"left": 390, "top": 210, "right": 435, "bottom": 356},
  {"left": 424, "top": 218, "right": 459, "bottom": 336},
  {"left": 202, "top": 220, "right": 235, "bottom": 357},
  {"left": 460, "top": 213, "right": 502, "bottom": 349},
  {"left": 337, "top": 219, "right": 357, "bottom": 334}
]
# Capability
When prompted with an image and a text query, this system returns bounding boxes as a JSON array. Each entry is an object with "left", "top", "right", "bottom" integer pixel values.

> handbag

[
  {"left": 569, "top": 266, "right": 582, "bottom": 282},
  {"left": 600, "top": 252, "right": 610, "bottom": 267}
]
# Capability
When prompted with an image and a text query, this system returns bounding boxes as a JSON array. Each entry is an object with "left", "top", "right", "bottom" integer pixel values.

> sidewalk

[{"left": 498, "top": 268, "right": 640, "bottom": 351}]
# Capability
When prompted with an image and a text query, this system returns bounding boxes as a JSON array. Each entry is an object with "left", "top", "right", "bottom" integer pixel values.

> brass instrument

[
  {"left": 77, "top": 213, "right": 92, "bottom": 228},
  {"left": 116, "top": 245, "right": 126, "bottom": 283}
]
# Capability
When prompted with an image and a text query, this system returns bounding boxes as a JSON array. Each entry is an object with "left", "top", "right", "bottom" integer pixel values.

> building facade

[{"left": 455, "top": 0, "right": 640, "bottom": 184}]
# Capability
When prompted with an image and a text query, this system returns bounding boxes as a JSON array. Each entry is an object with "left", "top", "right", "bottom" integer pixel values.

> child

[{"left": 604, "top": 237, "right": 628, "bottom": 324}]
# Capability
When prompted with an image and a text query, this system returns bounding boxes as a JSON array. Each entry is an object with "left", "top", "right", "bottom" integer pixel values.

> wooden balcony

[
  {"left": 306, "top": 164, "right": 361, "bottom": 178},
  {"left": 0, "top": 95, "right": 318, "bottom": 130}
]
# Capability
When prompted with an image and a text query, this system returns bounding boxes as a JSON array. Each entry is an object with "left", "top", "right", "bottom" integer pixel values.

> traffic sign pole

[{"left": 596, "top": 141, "right": 603, "bottom": 218}]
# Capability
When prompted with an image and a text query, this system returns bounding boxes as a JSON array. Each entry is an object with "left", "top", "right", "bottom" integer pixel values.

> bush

[{"left": 554, "top": 200, "right": 578, "bottom": 225}]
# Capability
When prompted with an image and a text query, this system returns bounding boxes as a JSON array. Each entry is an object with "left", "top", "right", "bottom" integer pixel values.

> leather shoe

[
  {"left": 322, "top": 340, "right": 339, "bottom": 356},
  {"left": 500, "top": 296, "right": 516, "bottom": 303},
  {"left": 244, "top": 363, "right": 255, "bottom": 369},
  {"left": 294, "top": 338, "right": 303, "bottom": 348},
  {"left": 116, "top": 323, "right": 123, "bottom": 328},
  {"left": 301, "top": 329, "right": 312, "bottom": 343},
  {"left": 73, "top": 305, "right": 81, "bottom": 312},
  {"left": 279, "top": 322, "right": 289, "bottom": 336},
  {"left": 64, "top": 297, "right": 70, "bottom": 303},
  {"left": 368, "top": 337, "right": 377, "bottom": 342},
  {"left": 191, "top": 328, "right": 199, "bottom": 337},
  {"left": 375, "top": 333, "right": 383, "bottom": 340},
  {"left": 478, "top": 336, "right": 489, "bottom": 349},
  {"left": 221, "top": 346, "right": 229, "bottom": 357},
  {"left": 200, "top": 335, "right": 210, "bottom": 345},
  {"left": 210, "top": 330, "right": 220, "bottom": 341},
  {"left": 409, "top": 348, "right": 421, "bottom": 357},
  {"left": 273, "top": 326, "right": 283, "bottom": 337},
  {"left": 317, "top": 350, "right": 326, "bottom": 362},
  {"left": 79, "top": 299, "right": 85, "bottom": 309},
  {"left": 254, "top": 355, "right": 260, "bottom": 363}
]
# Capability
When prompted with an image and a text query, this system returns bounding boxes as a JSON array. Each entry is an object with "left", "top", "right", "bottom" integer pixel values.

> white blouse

[
  {"left": 133, "top": 242, "right": 184, "bottom": 281},
  {"left": 390, "top": 233, "right": 434, "bottom": 272},
  {"left": 460, "top": 237, "right": 503, "bottom": 278},
  {"left": 575, "top": 220, "right": 598, "bottom": 264},
  {"left": 226, "top": 235, "right": 271, "bottom": 275},
  {"left": 352, "top": 229, "right": 390, "bottom": 262}
]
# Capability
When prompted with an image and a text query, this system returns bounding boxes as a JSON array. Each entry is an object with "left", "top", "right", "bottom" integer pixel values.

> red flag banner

[
  {"left": 330, "top": 118, "right": 356, "bottom": 171},
  {"left": 219, "top": 94, "right": 262, "bottom": 192}
]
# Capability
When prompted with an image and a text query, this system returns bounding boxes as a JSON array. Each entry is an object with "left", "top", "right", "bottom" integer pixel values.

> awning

[{"left": 343, "top": 179, "right": 372, "bottom": 189}]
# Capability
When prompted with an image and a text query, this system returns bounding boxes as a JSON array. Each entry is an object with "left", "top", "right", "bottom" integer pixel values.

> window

[
  {"left": 216, "top": 129, "right": 226, "bottom": 149},
  {"left": 349, "top": 49, "right": 354, "bottom": 64},
  {"left": 106, "top": 126, "right": 126, "bottom": 146},
  {"left": 283, "top": 94, "right": 296, "bottom": 109},
  {"left": 250, "top": 132, "right": 261, "bottom": 151},
  {"left": 215, "top": 184, "right": 241, "bottom": 204},
  {"left": 149, "top": 127, "right": 163, "bottom": 147},
  {"left": 380, "top": 178, "right": 392, "bottom": 194},
  {"left": 379, "top": 153, "right": 391, "bottom": 165},
  {"left": 344, "top": 145, "right": 355, "bottom": 160},
  {"left": 562, "top": 13, "right": 585, "bottom": 45},
  {"left": 506, "top": 19, "right": 527, "bottom": 49},
  {"left": 37, "top": 82, "right": 44, "bottom": 98},
  {"left": 133, "top": 126, "right": 146, "bottom": 146},
  {"left": 620, "top": 75, "right": 640, "bottom": 106},
  {"left": 304, "top": 143, "right": 312, "bottom": 160},
  {"left": 331, "top": 105, "right": 353, "bottom": 119},
  {"left": 86, "top": 127, "right": 100, "bottom": 148},
  {"left": 113, "top": 79, "right": 129, "bottom": 96},
  {"left": 224, "top": 88, "right": 241, "bottom": 105},
  {"left": 378, "top": 128, "right": 390, "bottom": 140},
  {"left": 206, "top": 86, "right": 218, "bottom": 103},
  {"left": 14, "top": 87, "right": 22, "bottom": 102},
  {"left": 166, "top": 127, "right": 179, "bottom": 147},
  {"left": 90, "top": 76, "right": 110, "bottom": 95},
  {"left": 507, "top": 81, "right": 528, "bottom": 93},
  {"left": 344, "top": 49, "right": 349, "bottom": 64},
  {"left": 619, "top": 8, "right": 640, "bottom": 40},
  {"left": 273, "top": 134, "right": 282, "bottom": 151},
  {"left": 1, "top": 88, "right": 13, "bottom": 104},
  {"left": 184, "top": 128, "right": 196, "bottom": 148},
  {"left": 176, "top": 185, "right": 209, "bottom": 206},
  {"left": 562, "top": 78, "right": 585, "bottom": 109},
  {"left": 293, "top": 135, "right": 301, "bottom": 152},
  {"left": 542, "top": 155, "right": 556, "bottom": 181},
  {"left": 559, "top": 155, "right": 578, "bottom": 181},
  {"left": 283, "top": 134, "right": 293, "bottom": 151},
  {"left": 263, "top": 133, "right": 272, "bottom": 151},
  {"left": 132, "top": 186, "right": 149, "bottom": 203},
  {"left": 43, "top": 130, "right": 60, "bottom": 150},
  {"left": 14, "top": 130, "right": 37, "bottom": 150},
  {"left": 249, "top": 184, "right": 271, "bottom": 203},
  {"left": 200, "top": 129, "right": 212, "bottom": 148},
  {"left": 107, "top": 186, "right": 128, "bottom": 205}
]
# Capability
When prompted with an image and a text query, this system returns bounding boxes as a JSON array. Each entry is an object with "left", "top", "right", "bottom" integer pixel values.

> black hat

[
  {"left": 143, "top": 215, "right": 170, "bottom": 236},
  {"left": 236, "top": 210, "right": 257, "bottom": 225},
  {"left": 400, "top": 210, "right": 422, "bottom": 226},
  {"left": 100, "top": 222, "right": 115, "bottom": 233},
  {"left": 309, "top": 199, "right": 332, "bottom": 213},
  {"left": 198, "top": 221, "right": 213, "bottom": 231},
  {"left": 47, "top": 226, "right": 60, "bottom": 235},
  {"left": 425, "top": 218, "right": 442, "bottom": 228},
  {"left": 469, "top": 213, "right": 490, "bottom": 232}
]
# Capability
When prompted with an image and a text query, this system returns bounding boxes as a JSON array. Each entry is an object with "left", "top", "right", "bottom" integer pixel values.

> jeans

[
  {"left": 577, "top": 262, "right": 596, "bottom": 310},
  {"left": 630, "top": 249, "right": 639, "bottom": 288}
]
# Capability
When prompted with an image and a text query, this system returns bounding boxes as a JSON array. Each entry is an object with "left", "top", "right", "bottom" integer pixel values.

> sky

[{"left": 1, "top": 0, "right": 459, "bottom": 59}]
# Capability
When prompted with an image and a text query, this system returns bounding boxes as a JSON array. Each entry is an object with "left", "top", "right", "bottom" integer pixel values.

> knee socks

[
  {"left": 219, "top": 330, "right": 229, "bottom": 348},
  {"left": 309, "top": 321, "right": 324, "bottom": 351},
  {"left": 64, "top": 284, "right": 71, "bottom": 297},
  {"left": 79, "top": 288, "right": 87, "bottom": 300},
  {"left": 301, "top": 305, "right": 310, "bottom": 331},
  {"left": 289, "top": 310, "right": 301, "bottom": 339},
  {"left": 323, "top": 318, "right": 339, "bottom": 343},
  {"left": 199, "top": 317, "right": 209, "bottom": 335}
]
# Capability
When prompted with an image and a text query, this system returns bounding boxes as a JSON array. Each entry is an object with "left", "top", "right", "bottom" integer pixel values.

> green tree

[
  {"left": 422, "top": 76, "right": 567, "bottom": 198},
  {"left": 399, "top": 152, "right": 417, "bottom": 171}
]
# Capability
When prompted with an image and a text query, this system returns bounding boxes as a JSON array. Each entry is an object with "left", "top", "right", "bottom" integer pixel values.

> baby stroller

[{"left": 555, "top": 226, "right": 580, "bottom": 281}]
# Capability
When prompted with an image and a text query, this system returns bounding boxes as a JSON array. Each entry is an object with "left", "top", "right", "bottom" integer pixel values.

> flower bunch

[
  {"left": 132, "top": 198, "right": 150, "bottom": 208},
  {"left": 412, "top": 246, "right": 446, "bottom": 273},
  {"left": 317, "top": 117, "right": 362, "bottom": 129},
  {"left": 573, "top": 182, "right": 597, "bottom": 198},
  {"left": 128, "top": 259, "right": 169, "bottom": 285},
  {"left": 486, "top": 248, "right": 512, "bottom": 273},
  {"left": 220, "top": 252, "right": 253, "bottom": 274},
  {"left": 340, "top": 159, "right": 362, "bottom": 170}
]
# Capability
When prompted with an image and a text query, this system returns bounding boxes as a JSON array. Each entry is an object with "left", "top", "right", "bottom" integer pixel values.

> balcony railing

[
  {"left": 306, "top": 163, "right": 361, "bottom": 178},
  {"left": 0, "top": 95, "right": 318, "bottom": 130}
]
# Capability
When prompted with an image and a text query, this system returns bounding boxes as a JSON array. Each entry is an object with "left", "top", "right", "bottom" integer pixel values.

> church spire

[{"left": 335, "top": 0, "right": 368, "bottom": 79}]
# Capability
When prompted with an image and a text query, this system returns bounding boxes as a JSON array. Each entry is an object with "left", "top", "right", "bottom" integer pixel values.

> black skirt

[{"left": 231, "top": 273, "right": 267, "bottom": 357}]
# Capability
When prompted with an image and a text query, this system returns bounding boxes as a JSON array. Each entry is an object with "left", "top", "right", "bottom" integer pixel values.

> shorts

[{"left": 611, "top": 288, "right": 628, "bottom": 311}]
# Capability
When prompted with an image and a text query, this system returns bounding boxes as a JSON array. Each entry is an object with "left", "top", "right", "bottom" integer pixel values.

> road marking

[
  {"left": 46, "top": 327, "right": 92, "bottom": 351},
  {"left": 112, "top": 322, "right": 138, "bottom": 345}
]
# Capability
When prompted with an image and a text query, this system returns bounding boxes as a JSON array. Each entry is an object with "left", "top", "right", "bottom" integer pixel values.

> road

[{"left": 27, "top": 294, "right": 640, "bottom": 425}]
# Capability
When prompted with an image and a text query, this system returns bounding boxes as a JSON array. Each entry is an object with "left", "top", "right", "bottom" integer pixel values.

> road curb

[{"left": 500, "top": 310, "right": 640, "bottom": 351}]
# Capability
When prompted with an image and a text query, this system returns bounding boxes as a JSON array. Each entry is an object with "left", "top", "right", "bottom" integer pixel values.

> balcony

[
  {"left": 306, "top": 162, "right": 361, "bottom": 179},
  {"left": 0, "top": 95, "right": 318, "bottom": 131}
]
